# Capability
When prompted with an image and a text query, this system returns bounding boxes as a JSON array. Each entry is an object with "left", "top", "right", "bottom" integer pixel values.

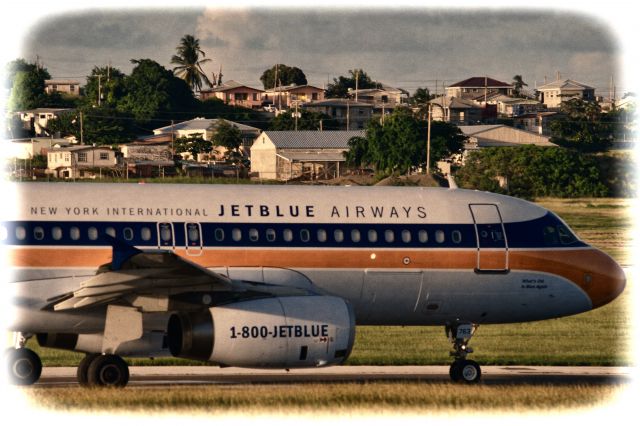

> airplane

[{"left": 2, "top": 182, "right": 625, "bottom": 386}]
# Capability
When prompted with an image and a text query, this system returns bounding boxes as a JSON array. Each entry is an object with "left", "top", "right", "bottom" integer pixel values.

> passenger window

[
  {"left": 385, "top": 230, "right": 394, "bottom": 243},
  {"left": 15, "top": 226, "right": 26, "bottom": 240},
  {"left": 368, "top": 229, "right": 378, "bottom": 243},
  {"left": 402, "top": 230, "right": 411, "bottom": 243},
  {"left": 452, "top": 230, "right": 462, "bottom": 244},
  {"left": 105, "top": 227, "right": 116, "bottom": 238},
  {"left": 187, "top": 224, "right": 200, "bottom": 243},
  {"left": 34, "top": 226, "right": 45, "bottom": 241},
  {"left": 52, "top": 227, "right": 62, "bottom": 241},
  {"left": 435, "top": 230, "right": 445, "bottom": 244},
  {"left": 214, "top": 228, "right": 225, "bottom": 242},
  {"left": 159, "top": 224, "right": 172, "bottom": 243},
  {"left": 70, "top": 227, "right": 80, "bottom": 241},
  {"left": 418, "top": 230, "right": 428, "bottom": 243},
  {"left": 334, "top": 229, "right": 344, "bottom": 243},
  {"left": 141, "top": 227, "right": 152, "bottom": 241},
  {"left": 317, "top": 229, "right": 327, "bottom": 242},
  {"left": 351, "top": 229, "right": 361, "bottom": 243},
  {"left": 283, "top": 229, "right": 293, "bottom": 242},
  {"left": 300, "top": 229, "right": 310, "bottom": 243},
  {"left": 249, "top": 228, "right": 259, "bottom": 242},
  {"left": 266, "top": 228, "right": 276, "bottom": 242},
  {"left": 88, "top": 227, "right": 98, "bottom": 241},
  {"left": 123, "top": 228, "right": 134, "bottom": 241},
  {"left": 232, "top": 228, "right": 242, "bottom": 242}
]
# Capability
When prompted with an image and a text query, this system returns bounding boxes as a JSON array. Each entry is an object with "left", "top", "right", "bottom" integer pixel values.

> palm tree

[
  {"left": 512, "top": 75, "right": 528, "bottom": 98},
  {"left": 171, "top": 35, "right": 212, "bottom": 92}
]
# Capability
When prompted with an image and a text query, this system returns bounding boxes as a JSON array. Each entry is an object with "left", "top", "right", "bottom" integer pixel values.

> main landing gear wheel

[
  {"left": 77, "top": 353, "right": 100, "bottom": 387},
  {"left": 446, "top": 322, "right": 482, "bottom": 384},
  {"left": 6, "top": 347, "right": 42, "bottom": 386},
  {"left": 86, "top": 354, "right": 130, "bottom": 387}
]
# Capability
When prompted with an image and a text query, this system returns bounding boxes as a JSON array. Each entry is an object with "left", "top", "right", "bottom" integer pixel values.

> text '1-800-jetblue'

[{"left": 2, "top": 183, "right": 625, "bottom": 385}]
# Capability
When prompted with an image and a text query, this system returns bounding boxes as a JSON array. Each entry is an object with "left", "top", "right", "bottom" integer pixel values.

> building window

[
  {"left": 78, "top": 152, "right": 88, "bottom": 162},
  {"left": 312, "top": 93, "right": 318, "bottom": 100},
  {"left": 99, "top": 152, "right": 109, "bottom": 160},
  {"left": 70, "top": 85, "right": 75, "bottom": 91}
]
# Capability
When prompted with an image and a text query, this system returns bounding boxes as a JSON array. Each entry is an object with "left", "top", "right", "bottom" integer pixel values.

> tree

[
  {"left": 512, "top": 75, "right": 528, "bottom": 98},
  {"left": 83, "top": 66, "right": 126, "bottom": 108},
  {"left": 212, "top": 121, "right": 246, "bottom": 176},
  {"left": 260, "top": 65, "right": 307, "bottom": 89},
  {"left": 410, "top": 87, "right": 433, "bottom": 119},
  {"left": 325, "top": 69, "right": 380, "bottom": 98},
  {"left": 550, "top": 98, "right": 613, "bottom": 152},
  {"left": 117, "top": 59, "right": 197, "bottom": 123},
  {"left": 171, "top": 34, "right": 212, "bottom": 92},
  {"left": 268, "top": 110, "right": 334, "bottom": 130},
  {"left": 173, "top": 133, "right": 213, "bottom": 158}
]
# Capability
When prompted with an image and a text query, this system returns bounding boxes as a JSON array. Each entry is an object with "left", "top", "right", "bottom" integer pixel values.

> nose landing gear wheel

[
  {"left": 450, "top": 359, "right": 481, "bottom": 383},
  {"left": 86, "top": 354, "right": 130, "bottom": 387},
  {"left": 6, "top": 347, "right": 42, "bottom": 386}
]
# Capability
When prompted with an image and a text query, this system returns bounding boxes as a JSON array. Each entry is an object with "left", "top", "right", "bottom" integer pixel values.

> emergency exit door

[{"left": 469, "top": 204, "right": 509, "bottom": 272}]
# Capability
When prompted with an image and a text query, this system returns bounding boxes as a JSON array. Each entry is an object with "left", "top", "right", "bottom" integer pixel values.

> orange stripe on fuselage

[{"left": 6, "top": 246, "right": 624, "bottom": 309}]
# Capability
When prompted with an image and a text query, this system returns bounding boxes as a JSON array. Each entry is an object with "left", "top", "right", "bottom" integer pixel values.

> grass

[{"left": 22, "top": 382, "right": 628, "bottom": 414}]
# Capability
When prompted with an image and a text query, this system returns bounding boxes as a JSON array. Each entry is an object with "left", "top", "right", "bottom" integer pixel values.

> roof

[
  {"left": 429, "top": 96, "right": 480, "bottom": 109},
  {"left": 514, "top": 111, "right": 559, "bottom": 119},
  {"left": 458, "top": 125, "right": 556, "bottom": 147},
  {"left": 204, "top": 80, "right": 264, "bottom": 93},
  {"left": 449, "top": 77, "right": 512, "bottom": 88},
  {"left": 45, "top": 79, "right": 80, "bottom": 85},
  {"left": 270, "top": 84, "right": 324, "bottom": 93},
  {"left": 21, "top": 108, "right": 73, "bottom": 114},
  {"left": 303, "top": 98, "right": 373, "bottom": 108},
  {"left": 261, "top": 131, "right": 365, "bottom": 149},
  {"left": 49, "top": 145, "right": 112, "bottom": 152},
  {"left": 277, "top": 150, "right": 347, "bottom": 162},
  {"left": 537, "top": 79, "right": 595, "bottom": 91},
  {"left": 154, "top": 118, "right": 260, "bottom": 134}
]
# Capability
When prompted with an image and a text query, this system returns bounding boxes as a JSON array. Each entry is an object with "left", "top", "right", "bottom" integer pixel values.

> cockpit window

[{"left": 557, "top": 224, "right": 578, "bottom": 245}]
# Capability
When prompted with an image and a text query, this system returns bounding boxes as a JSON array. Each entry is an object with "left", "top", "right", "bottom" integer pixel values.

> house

[
  {"left": 347, "top": 84, "right": 409, "bottom": 113},
  {"left": 250, "top": 130, "right": 364, "bottom": 181},
  {"left": 47, "top": 145, "right": 118, "bottom": 179},
  {"left": 199, "top": 80, "right": 265, "bottom": 109},
  {"left": 537, "top": 79, "right": 595, "bottom": 108},
  {"left": 44, "top": 80, "right": 80, "bottom": 97},
  {"left": 153, "top": 117, "right": 261, "bottom": 157},
  {"left": 446, "top": 77, "right": 513, "bottom": 100},
  {"left": 18, "top": 108, "right": 73, "bottom": 136},
  {"left": 263, "top": 84, "right": 325, "bottom": 109},
  {"left": 428, "top": 96, "right": 484, "bottom": 125},
  {"left": 458, "top": 125, "right": 556, "bottom": 153},
  {"left": 491, "top": 96, "right": 543, "bottom": 117},
  {"left": 302, "top": 99, "right": 373, "bottom": 130},
  {"left": 2, "top": 137, "right": 72, "bottom": 160},
  {"left": 121, "top": 134, "right": 174, "bottom": 162},
  {"left": 513, "top": 111, "right": 561, "bottom": 136}
]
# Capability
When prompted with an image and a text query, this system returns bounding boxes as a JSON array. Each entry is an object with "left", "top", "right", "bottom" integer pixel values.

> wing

[{"left": 50, "top": 237, "right": 314, "bottom": 312}]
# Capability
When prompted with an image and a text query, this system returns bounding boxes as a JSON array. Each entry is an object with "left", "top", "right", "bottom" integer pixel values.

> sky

[{"left": 2, "top": 1, "right": 637, "bottom": 99}]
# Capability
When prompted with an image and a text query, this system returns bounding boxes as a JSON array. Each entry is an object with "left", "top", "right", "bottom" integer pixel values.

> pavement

[{"left": 36, "top": 365, "right": 634, "bottom": 387}]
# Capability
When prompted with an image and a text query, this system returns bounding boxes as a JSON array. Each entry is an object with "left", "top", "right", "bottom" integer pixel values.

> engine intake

[{"left": 168, "top": 295, "right": 356, "bottom": 368}]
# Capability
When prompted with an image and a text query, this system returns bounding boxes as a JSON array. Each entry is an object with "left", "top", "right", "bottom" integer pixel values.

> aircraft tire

[
  {"left": 449, "top": 360, "right": 463, "bottom": 382},
  {"left": 6, "top": 347, "right": 42, "bottom": 386},
  {"left": 77, "top": 353, "right": 100, "bottom": 387},
  {"left": 458, "top": 359, "right": 481, "bottom": 384},
  {"left": 87, "top": 354, "right": 130, "bottom": 387}
]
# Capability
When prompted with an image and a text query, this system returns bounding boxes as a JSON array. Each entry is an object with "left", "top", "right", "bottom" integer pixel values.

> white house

[
  {"left": 250, "top": 130, "right": 364, "bottom": 181},
  {"left": 458, "top": 125, "right": 556, "bottom": 151},
  {"left": 47, "top": 145, "right": 117, "bottom": 179},
  {"left": 537, "top": 79, "right": 595, "bottom": 108},
  {"left": 18, "top": 108, "right": 73, "bottom": 136}
]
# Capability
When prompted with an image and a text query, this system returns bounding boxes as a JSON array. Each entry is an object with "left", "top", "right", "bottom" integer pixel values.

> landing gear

[
  {"left": 79, "top": 354, "right": 130, "bottom": 387},
  {"left": 446, "top": 323, "right": 481, "bottom": 384},
  {"left": 6, "top": 347, "right": 43, "bottom": 385},
  {"left": 5, "top": 333, "right": 42, "bottom": 386}
]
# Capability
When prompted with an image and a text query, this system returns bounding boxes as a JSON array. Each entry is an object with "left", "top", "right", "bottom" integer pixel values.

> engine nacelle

[{"left": 168, "top": 295, "right": 356, "bottom": 368}]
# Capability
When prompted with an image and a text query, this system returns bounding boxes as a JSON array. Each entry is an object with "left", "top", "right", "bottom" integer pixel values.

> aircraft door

[
  {"left": 469, "top": 204, "right": 509, "bottom": 272},
  {"left": 157, "top": 222, "right": 175, "bottom": 249},
  {"left": 185, "top": 222, "right": 203, "bottom": 256}
]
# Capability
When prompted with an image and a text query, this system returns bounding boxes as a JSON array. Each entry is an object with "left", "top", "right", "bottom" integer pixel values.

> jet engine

[{"left": 167, "top": 295, "right": 356, "bottom": 368}]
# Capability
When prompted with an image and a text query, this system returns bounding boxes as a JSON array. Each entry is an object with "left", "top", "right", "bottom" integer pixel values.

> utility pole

[
  {"left": 98, "top": 74, "right": 102, "bottom": 107},
  {"left": 355, "top": 70, "right": 359, "bottom": 102},
  {"left": 346, "top": 100, "right": 350, "bottom": 130},
  {"left": 80, "top": 111, "right": 84, "bottom": 145},
  {"left": 426, "top": 103, "right": 431, "bottom": 175}
]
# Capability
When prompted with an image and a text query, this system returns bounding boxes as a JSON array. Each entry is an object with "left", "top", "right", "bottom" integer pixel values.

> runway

[{"left": 36, "top": 365, "right": 633, "bottom": 387}]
